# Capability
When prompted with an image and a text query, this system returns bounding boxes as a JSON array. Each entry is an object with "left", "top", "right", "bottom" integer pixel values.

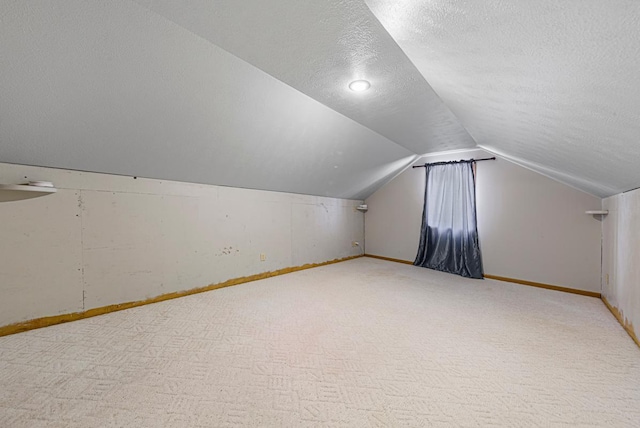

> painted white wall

[
  {"left": 0, "top": 163, "right": 364, "bottom": 327},
  {"left": 365, "top": 149, "right": 602, "bottom": 292},
  {"left": 602, "top": 190, "right": 640, "bottom": 338}
]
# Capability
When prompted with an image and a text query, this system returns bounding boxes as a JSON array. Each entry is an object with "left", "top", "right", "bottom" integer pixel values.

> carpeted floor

[{"left": 0, "top": 257, "right": 638, "bottom": 427}]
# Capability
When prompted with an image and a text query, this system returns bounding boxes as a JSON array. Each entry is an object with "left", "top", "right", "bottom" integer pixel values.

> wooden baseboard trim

[
  {"left": 364, "top": 255, "right": 600, "bottom": 299},
  {"left": 365, "top": 255, "right": 601, "bottom": 299},
  {"left": 0, "top": 254, "right": 364, "bottom": 338},
  {"left": 601, "top": 296, "right": 640, "bottom": 349},
  {"left": 364, "top": 254, "right": 414, "bottom": 265},
  {"left": 484, "top": 274, "right": 601, "bottom": 298}
]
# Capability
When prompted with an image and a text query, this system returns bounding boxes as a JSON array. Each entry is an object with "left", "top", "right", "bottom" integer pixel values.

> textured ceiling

[
  {"left": 366, "top": 0, "right": 640, "bottom": 197},
  {"left": 0, "top": 0, "right": 415, "bottom": 200},
  {"left": 2, "top": 0, "right": 639, "bottom": 199},
  {"left": 132, "top": 0, "right": 476, "bottom": 155}
]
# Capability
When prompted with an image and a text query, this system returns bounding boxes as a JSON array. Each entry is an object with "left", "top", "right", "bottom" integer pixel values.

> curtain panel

[{"left": 414, "top": 162, "right": 484, "bottom": 279}]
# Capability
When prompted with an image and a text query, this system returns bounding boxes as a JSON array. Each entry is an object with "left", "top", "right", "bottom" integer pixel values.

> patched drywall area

[
  {"left": 365, "top": 149, "right": 602, "bottom": 292},
  {"left": 602, "top": 190, "right": 640, "bottom": 343},
  {"left": 0, "top": 163, "right": 364, "bottom": 327}
]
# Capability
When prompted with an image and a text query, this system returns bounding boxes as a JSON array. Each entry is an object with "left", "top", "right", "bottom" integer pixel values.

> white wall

[
  {"left": 365, "top": 149, "right": 602, "bottom": 292},
  {"left": 0, "top": 163, "right": 364, "bottom": 327},
  {"left": 602, "top": 190, "right": 640, "bottom": 339}
]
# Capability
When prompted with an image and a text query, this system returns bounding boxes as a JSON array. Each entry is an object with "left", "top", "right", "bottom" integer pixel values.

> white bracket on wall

[
  {"left": 585, "top": 210, "right": 608, "bottom": 222},
  {"left": 0, "top": 182, "right": 57, "bottom": 202},
  {"left": 356, "top": 204, "right": 368, "bottom": 212}
]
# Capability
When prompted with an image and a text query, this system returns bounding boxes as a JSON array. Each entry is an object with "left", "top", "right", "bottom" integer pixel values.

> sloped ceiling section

[
  {"left": 367, "top": 0, "right": 640, "bottom": 197},
  {"left": 145, "top": 0, "right": 476, "bottom": 155},
  {"left": 0, "top": 0, "right": 415, "bottom": 200}
]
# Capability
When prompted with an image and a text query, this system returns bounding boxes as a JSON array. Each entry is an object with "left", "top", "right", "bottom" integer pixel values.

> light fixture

[{"left": 349, "top": 80, "right": 370, "bottom": 92}]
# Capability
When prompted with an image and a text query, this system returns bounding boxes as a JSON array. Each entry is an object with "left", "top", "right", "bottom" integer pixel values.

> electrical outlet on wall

[{"left": 260, "top": 253, "right": 266, "bottom": 261}]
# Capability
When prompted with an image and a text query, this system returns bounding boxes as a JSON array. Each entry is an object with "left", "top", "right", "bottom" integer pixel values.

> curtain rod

[{"left": 412, "top": 157, "right": 496, "bottom": 168}]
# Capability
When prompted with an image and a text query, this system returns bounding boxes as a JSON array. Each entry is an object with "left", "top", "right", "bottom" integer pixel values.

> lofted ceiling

[
  {"left": 0, "top": 0, "right": 416, "bottom": 200},
  {"left": 144, "top": 0, "right": 475, "bottom": 155},
  {"left": 366, "top": 0, "right": 640, "bottom": 197},
  {"left": 1, "top": 0, "right": 639, "bottom": 199}
]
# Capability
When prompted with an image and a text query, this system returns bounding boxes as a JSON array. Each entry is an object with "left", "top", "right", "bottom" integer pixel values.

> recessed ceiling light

[{"left": 349, "top": 80, "right": 370, "bottom": 92}]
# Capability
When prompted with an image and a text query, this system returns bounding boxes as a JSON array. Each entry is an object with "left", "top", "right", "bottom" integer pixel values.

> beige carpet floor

[{"left": 0, "top": 257, "right": 639, "bottom": 427}]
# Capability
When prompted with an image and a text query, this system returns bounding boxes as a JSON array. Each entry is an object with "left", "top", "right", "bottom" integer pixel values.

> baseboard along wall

[
  {"left": 482, "top": 274, "right": 601, "bottom": 298},
  {"left": 364, "top": 254, "right": 600, "bottom": 298},
  {"left": 363, "top": 254, "right": 640, "bottom": 350},
  {"left": 364, "top": 254, "right": 414, "bottom": 265},
  {"left": 601, "top": 296, "right": 640, "bottom": 349},
  {"left": 0, "top": 255, "right": 363, "bottom": 338},
  {"left": 6, "top": 253, "right": 636, "bottom": 350}
]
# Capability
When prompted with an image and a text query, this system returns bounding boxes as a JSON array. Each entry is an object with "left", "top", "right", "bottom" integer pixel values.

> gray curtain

[{"left": 414, "top": 162, "right": 484, "bottom": 279}]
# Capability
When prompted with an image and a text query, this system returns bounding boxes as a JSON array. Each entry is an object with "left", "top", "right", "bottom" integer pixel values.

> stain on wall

[
  {"left": 0, "top": 163, "right": 364, "bottom": 327},
  {"left": 602, "top": 189, "right": 640, "bottom": 345}
]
